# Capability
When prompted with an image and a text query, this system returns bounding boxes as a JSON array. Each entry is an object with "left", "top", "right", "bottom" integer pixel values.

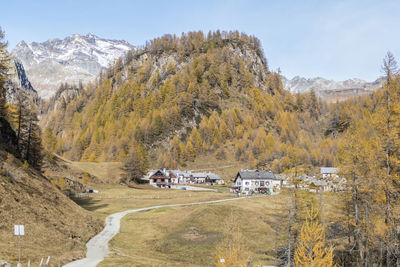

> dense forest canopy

[{"left": 41, "top": 30, "right": 336, "bottom": 175}]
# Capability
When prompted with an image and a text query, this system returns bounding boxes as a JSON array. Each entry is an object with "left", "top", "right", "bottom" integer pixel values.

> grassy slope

[
  {"left": 45, "top": 155, "right": 124, "bottom": 184},
  {"left": 0, "top": 151, "right": 103, "bottom": 266},
  {"left": 69, "top": 161, "right": 124, "bottom": 184}
]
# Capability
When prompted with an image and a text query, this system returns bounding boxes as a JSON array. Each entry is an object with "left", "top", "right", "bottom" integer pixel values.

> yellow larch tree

[
  {"left": 215, "top": 210, "right": 249, "bottom": 267},
  {"left": 294, "top": 207, "right": 334, "bottom": 267}
]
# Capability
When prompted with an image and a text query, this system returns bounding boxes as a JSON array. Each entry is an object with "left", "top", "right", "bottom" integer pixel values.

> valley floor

[
  {"left": 2, "top": 158, "right": 343, "bottom": 267},
  {"left": 96, "top": 195, "right": 282, "bottom": 267},
  {"left": 74, "top": 183, "right": 342, "bottom": 267}
]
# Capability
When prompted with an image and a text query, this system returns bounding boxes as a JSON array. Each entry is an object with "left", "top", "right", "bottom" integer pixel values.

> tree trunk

[
  {"left": 16, "top": 106, "right": 22, "bottom": 153},
  {"left": 364, "top": 203, "right": 369, "bottom": 267},
  {"left": 287, "top": 189, "right": 292, "bottom": 267},
  {"left": 352, "top": 167, "right": 364, "bottom": 265},
  {"left": 25, "top": 120, "right": 32, "bottom": 161},
  {"left": 293, "top": 184, "right": 298, "bottom": 246}
]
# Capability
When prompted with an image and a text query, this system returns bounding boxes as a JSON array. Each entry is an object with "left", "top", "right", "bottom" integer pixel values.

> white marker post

[
  {"left": 45, "top": 256, "right": 50, "bottom": 265},
  {"left": 14, "top": 225, "right": 24, "bottom": 267}
]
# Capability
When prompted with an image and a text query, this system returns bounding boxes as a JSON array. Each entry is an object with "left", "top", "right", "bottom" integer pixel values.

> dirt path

[{"left": 63, "top": 197, "right": 252, "bottom": 267}]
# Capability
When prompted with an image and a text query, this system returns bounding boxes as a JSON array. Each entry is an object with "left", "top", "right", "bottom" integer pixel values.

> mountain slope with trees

[
  {"left": 41, "top": 31, "right": 335, "bottom": 179},
  {"left": 326, "top": 52, "right": 400, "bottom": 266},
  {"left": 0, "top": 28, "right": 103, "bottom": 266}
]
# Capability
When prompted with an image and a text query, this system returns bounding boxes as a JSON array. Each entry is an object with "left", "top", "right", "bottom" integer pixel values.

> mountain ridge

[
  {"left": 282, "top": 75, "right": 382, "bottom": 94},
  {"left": 12, "top": 33, "right": 383, "bottom": 100},
  {"left": 11, "top": 33, "right": 134, "bottom": 98}
]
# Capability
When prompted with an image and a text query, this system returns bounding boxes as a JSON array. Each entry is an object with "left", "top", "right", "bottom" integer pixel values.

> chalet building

[
  {"left": 233, "top": 170, "right": 282, "bottom": 193},
  {"left": 168, "top": 170, "right": 178, "bottom": 184},
  {"left": 320, "top": 167, "right": 346, "bottom": 192},
  {"left": 285, "top": 170, "right": 346, "bottom": 192},
  {"left": 169, "top": 170, "right": 192, "bottom": 184},
  {"left": 190, "top": 172, "right": 207, "bottom": 183},
  {"left": 190, "top": 172, "right": 223, "bottom": 184},
  {"left": 145, "top": 169, "right": 223, "bottom": 187},
  {"left": 320, "top": 167, "right": 339, "bottom": 179},
  {"left": 148, "top": 169, "right": 171, "bottom": 188},
  {"left": 206, "top": 173, "right": 224, "bottom": 185},
  {"left": 307, "top": 179, "right": 328, "bottom": 192}
]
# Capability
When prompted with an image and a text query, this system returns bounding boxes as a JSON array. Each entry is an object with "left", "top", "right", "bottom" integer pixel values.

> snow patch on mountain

[
  {"left": 12, "top": 33, "right": 135, "bottom": 98},
  {"left": 282, "top": 76, "right": 381, "bottom": 94}
]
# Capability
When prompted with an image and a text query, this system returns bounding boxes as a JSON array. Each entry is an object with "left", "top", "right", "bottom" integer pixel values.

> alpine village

[{"left": 1, "top": 2, "right": 400, "bottom": 267}]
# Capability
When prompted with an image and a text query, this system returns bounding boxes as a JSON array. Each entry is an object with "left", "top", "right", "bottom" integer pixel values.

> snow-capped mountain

[
  {"left": 282, "top": 76, "right": 382, "bottom": 94},
  {"left": 11, "top": 33, "right": 134, "bottom": 98}
]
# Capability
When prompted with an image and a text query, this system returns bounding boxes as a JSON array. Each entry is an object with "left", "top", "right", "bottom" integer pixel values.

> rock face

[
  {"left": 282, "top": 75, "right": 382, "bottom": 94},
  {"left": 11, "top": 33, "right": 134, "bottom": 98},
  {"left": 5, "top": 58, "right": 37, "bottom": 103}
]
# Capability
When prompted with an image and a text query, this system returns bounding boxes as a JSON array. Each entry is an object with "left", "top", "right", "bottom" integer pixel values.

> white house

[
  {"left": 320, "top": 167, "right": 339, "bottom": 179},
  {"left": 233, "top": 170, "right": 282, "bottom": 193}
]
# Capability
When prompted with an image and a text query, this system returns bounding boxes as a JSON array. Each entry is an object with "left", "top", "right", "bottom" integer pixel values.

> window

[
  {"left": 245, "top": 188, "right": 249, "bottom": 191},
  {"left": 266, "top": 181, "right": 270, "bottom": 185},
  {"left": 245, "top": 181, "right": 249, "bottom": 185},
  {"left": 260, "top": 181, "right": 264, "bottom": 186},
  {"left": 255, "top": 181, "right": 259, "bottom": 186}
]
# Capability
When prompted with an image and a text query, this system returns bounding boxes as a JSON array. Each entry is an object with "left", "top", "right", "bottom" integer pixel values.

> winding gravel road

[{"left": 63, "top": 197, "right": 250, "bottom": 267}]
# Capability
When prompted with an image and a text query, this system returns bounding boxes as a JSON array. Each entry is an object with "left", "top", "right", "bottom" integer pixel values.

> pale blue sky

[{"left": 2, "top": 0, "right": 399, "bottom": 81}]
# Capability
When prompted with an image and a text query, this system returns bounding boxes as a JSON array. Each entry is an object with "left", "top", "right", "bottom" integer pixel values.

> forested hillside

[
  {"left": 328, "top": 52, "right": 400, "bottom": 265},
  {"left": 41, "top": 31, "right": 337, "bottom": 177},
  {"left": 0, "top": 28, "right": 103, "bottom": 266}
]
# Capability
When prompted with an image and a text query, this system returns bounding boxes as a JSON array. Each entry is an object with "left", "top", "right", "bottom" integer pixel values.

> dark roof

[
  {"left": 150, "top": 169, "right": 168, "bottom": 178},
  {"left": 236, "top": 170, "right": 279, "bottom": 180},
  {"left": 208, "top": 173, "right": 221, "bottom": 180}
]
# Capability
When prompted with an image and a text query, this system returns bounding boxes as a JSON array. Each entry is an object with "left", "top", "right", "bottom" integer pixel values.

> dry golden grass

[
  {"left": 75, "top": 183, "right": 233, "bottom": 220},
  {"left": 48, "top": 155, "right": 125, "bottom": 184},
  {"left": 0, "top": 151, "right": 103, "bottom": 266},
  {"left": 97, "top": 195, "right": 283, "bottom": 267},
  {"left": 70, "top": 161, "right": 124, "bottom": 183},
  {"left": 89, "top": 188, "right": 344, "bottom": 267}
]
